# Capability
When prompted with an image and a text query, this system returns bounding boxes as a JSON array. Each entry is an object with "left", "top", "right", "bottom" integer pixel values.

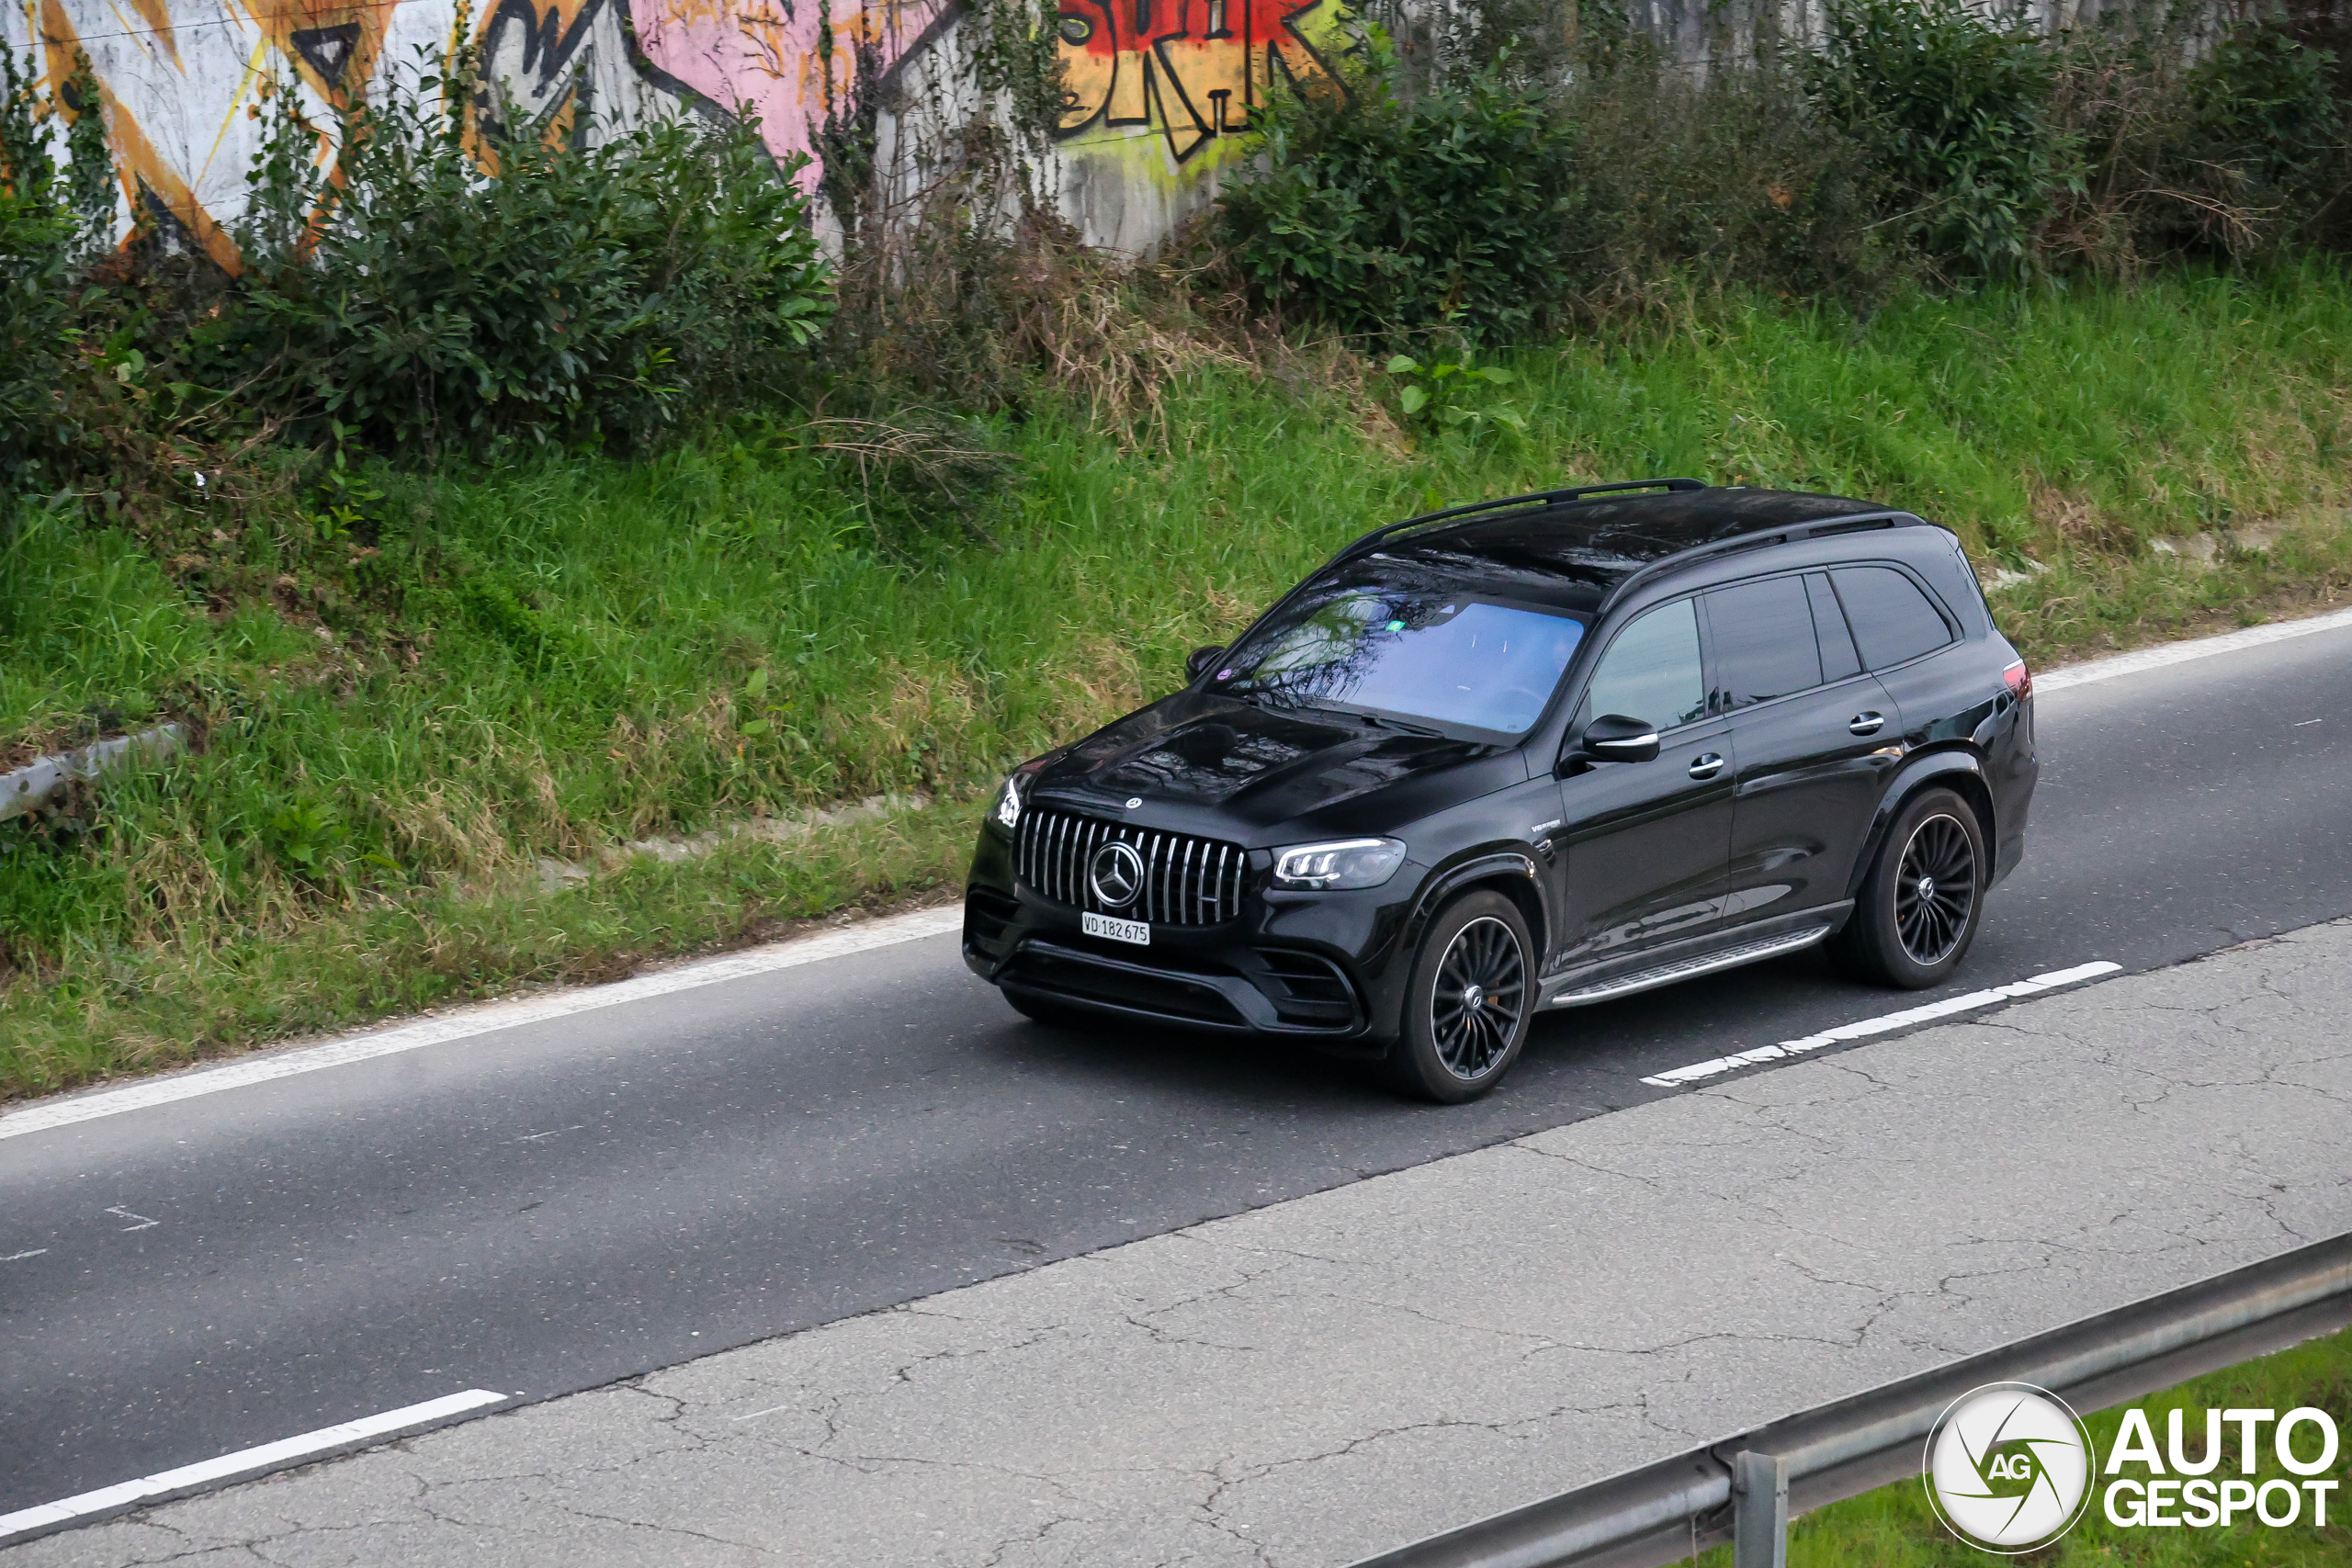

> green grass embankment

[{"left": 5, "top": 266, "right": 2349, "bottom": 1100}]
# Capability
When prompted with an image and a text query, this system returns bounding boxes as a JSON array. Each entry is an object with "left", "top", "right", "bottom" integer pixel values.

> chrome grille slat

[
  {"left": 1016, "top": 808, "right": 1245, "bottom": 927},
  {"left": 1148, "top": 833, "right": 1165, "bottom": 924}
]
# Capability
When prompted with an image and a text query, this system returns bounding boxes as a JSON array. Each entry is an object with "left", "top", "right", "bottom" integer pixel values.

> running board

[{"left": 1542, "top": 926, "right": 1834, "bottom": 1010}]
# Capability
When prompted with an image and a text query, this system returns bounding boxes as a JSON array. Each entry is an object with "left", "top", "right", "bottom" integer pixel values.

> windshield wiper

[{"left": 1310, "top": 703, "right": 1444, "bottom": 738}]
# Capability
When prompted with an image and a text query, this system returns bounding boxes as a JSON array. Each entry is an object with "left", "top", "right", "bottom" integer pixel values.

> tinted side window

[
  {"left": 1806, "top": 573, "right": 1862, "bottom": 682},
  {"left": 1704, "top": 576, "right": 1822, "bottom": 712},
  {"left": 1585, "top": 599, "right": 1706, "bottom": 730},
  {"left": 1830, "top": 567, "right": 1954, "bottom": 670}
]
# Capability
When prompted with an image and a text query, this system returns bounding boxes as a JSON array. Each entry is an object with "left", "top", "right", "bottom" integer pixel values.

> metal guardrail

[
  {"left": 1351, "top": 1230, "right": 2352, "bottom": 1568},
  {"left": 0, "top": 723, "right": 186, "bottom": 823}
]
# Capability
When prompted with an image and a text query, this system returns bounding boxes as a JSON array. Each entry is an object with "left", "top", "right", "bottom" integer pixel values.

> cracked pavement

[{"left": 15, "top": 915, "right": 2352, "bottom": 1568}]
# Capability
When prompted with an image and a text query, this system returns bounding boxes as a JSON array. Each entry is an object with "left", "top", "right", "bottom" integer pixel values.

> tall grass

[{"left": 5, "top": 265, "right": 2349, "bottom": 1098}]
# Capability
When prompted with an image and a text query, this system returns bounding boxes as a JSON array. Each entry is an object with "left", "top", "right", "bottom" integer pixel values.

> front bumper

[{"left": 962, "top": 826, "right": 1418, "bottom": 1043}]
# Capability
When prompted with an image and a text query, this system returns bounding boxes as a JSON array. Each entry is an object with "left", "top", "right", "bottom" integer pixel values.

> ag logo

[{"left": 1923, "top": 1382, "right": 2095, "bottom": 1553}]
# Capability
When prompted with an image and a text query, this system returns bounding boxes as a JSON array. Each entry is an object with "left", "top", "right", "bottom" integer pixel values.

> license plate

[{"left": 1082, "top": 911, "right": 1150, "bottom": 946}]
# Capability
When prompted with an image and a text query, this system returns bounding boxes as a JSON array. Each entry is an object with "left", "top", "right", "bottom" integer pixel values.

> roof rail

[
  {"left": 1323, "top": 478, "right": 1710, "bottom": 570},
  {"left": 1595, "top": 510, "right": 1922, "bottom": 615}
]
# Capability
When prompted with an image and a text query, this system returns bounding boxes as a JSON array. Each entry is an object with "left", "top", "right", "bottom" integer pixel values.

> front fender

[
  {"left": 1355, "top": 849, "right": 1544, "bottom": 1042},
  {"left": 1403, "top": 849, "right": 1546, "bottom": 960}
]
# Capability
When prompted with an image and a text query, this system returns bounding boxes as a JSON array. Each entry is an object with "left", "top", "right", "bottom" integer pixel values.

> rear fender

[{"left": 1846, "top": 750, "right": 1993, "bottom": 901}]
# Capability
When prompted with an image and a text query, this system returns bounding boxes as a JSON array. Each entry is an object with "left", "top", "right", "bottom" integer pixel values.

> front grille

[{"left": 1017, "top": 807, "right": 1247, "bottom": 927}]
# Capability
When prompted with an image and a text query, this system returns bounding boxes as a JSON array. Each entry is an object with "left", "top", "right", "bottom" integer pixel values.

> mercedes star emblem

[{"left": 1088, "top": 840, "right": 1147, "bottom": 908}]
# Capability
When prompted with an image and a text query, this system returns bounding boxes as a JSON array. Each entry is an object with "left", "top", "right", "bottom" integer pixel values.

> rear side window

[
  {"left": 1805, "top": 573, "right": 1862, "bottom": 682},
  {"left": 1585, "top": 599, "right": 1707, "bottom": 730},
  {"left": 1703, "top": 576, "right": 1821, "bottom": 711},
  {"left": 1829, "top": 567, "right": 1954, "bottom": 670}
]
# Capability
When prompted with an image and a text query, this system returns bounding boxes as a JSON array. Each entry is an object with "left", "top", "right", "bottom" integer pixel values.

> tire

[
  {"left": 1831, "top": 786, "right": 1987, "bottom": 989},
  {"left": 1383, "top": 890, "right": 1535, "bottom": 1104},
  {"left": 1004, "top": 990, "right": 1092, "bottom": 1030}
]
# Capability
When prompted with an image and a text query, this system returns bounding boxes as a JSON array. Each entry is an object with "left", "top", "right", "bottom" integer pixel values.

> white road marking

[
  {"left": 2295, "top": 718, "right": 2323, "bottom": 726},
  {"left": 0, "top": 1389, "right": 509, "bottom": 1543},
  {"left": 2034, "top": 604, "right": 2352, "bottom": 694},
  {"left": 0, "top": 906, "right": 966, "bottom": 1144},
  {"left": 1638, "top": 961, "right": 2120, "bottom": 1088},
  {"left": 105, "top": 1207, "right": 158, "bottom": 1232},
  {"left": 1, "top": 1249, "right": 47, "bottom": 1262}
]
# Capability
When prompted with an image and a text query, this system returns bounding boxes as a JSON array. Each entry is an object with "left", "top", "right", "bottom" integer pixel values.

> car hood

[{"left": 1028, "top": 692, "right": 1524, "bottom": 839}]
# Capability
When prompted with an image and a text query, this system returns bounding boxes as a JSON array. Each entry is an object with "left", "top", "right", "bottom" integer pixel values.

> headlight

[
  {"left": 990, "top": 773, "right": 1023, "bottom": 832},
  {"left": 1272, "top": 837, "right": 1406, "bottom": 891}
]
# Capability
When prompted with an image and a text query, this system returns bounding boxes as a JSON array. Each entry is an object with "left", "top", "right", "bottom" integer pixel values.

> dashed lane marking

[{"left": 1638, "top": 961, "right": 2120, "bottom": 1088}]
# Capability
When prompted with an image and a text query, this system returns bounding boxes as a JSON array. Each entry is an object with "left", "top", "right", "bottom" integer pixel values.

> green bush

[
  {"left": 2186, "top": 16, "right": 2345, "bottom": 240},
  {"left": 1805, "top": 0, "right": 2071, "bottom": 279},
  {"left": 198, "top": 55, "right": 834, "bottom": 453},
  {"left": 1215, "top": 40, "right": 1582, "bottom": 343},
  {"left": 1559, "top": 54, "right": 1895, "bottom": 313},
  {"left": 0, "top": 47, "right": 111, "bottom": 511}
]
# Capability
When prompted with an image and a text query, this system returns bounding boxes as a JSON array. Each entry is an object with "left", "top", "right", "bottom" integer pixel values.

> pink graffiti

[{"left": 631, "top": 0, "right": 953, "bottom": 181}]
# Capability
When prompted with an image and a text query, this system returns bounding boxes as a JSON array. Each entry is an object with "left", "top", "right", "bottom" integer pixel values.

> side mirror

[
  {"left": 1572, "top": 713, "right": 1660, "bottom": 765},
  {"left": 1185, "top": 645, "right": 1227, "bottom": 683}
]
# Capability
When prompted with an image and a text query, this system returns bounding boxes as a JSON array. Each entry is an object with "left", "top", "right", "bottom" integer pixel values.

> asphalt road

[{"left": 4, "top": 620, "right": 2349, "bottom": 1523}]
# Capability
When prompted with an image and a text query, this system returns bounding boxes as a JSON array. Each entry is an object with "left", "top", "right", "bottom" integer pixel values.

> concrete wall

[
  {"left": 0, "top": 0, "right": 2176, "bottom": 262},
  {"left": 1, "top": 0, "right": 1351, "bottom": 259}
]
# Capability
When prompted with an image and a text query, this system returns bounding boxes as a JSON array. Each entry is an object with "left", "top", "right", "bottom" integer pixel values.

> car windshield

[{"left": 1216, "top": 578, "right": 1589, "bottom": 738}]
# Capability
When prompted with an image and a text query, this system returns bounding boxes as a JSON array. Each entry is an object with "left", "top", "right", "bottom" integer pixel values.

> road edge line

[
  {"left": 0, "top": 1390, "right": 511, "bottom": 1546},
  {"left": 0, "top": 907, "right": 966, "bottom": 1142},
  {"left": 2033, "top": 603, "right": 2352, "bottom": 694}
]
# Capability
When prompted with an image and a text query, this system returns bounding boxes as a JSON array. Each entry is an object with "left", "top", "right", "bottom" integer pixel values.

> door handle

[
  {"left": 1849, "top": 712, "right": 1884, "bottom": 736},
  {"left": 1687, "top": 752, "right": 1724, "bottom": 780}
]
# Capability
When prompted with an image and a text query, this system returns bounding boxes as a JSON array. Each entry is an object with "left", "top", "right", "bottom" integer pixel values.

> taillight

[{"left": 2002, "top": 660, "right": 2031, "bottom": 701}]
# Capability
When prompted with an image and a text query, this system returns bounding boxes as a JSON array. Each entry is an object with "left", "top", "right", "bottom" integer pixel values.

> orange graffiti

[{"left": 1055, "top": 0, "right": 1340, "bottom": 163}]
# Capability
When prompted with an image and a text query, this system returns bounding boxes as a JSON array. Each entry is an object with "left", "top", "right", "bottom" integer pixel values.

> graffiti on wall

[
  {"left": 1052, "top": 0, "right": 1341, "bottom": 166},
  {"left": 1, "top": 0, "right": 1340, "bottom": 264},
  {"left": 475, "top": 0, "right": 656, "bottom": 142},
  {"left": 4, "top": 0, "right": 658, "bottom": 267},
  {"left": 632, "top": 0, "right": 952, "bottom": 175},
  {"left": 10, "top": 0, "right": 401, "bottom": 266}
]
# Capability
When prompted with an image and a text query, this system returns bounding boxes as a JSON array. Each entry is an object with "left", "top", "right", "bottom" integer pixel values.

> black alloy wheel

[
  {"left": 1386, "top": 890, "right": 1534, "bottom": 1102},
  {"left": 1831, "top": 785, "right": 1987, "bottom": 989},
  {"left": 1894, "top": 813, "right": 1976, "bottom": 965},
  {"left": 1434, "top": 918, "right": 1526, "bottom": 1077}
]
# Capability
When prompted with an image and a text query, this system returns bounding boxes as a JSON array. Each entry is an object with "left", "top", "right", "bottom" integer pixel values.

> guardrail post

[{"left": 1732, "top": 1450, "right": 1787, "bottom": 1568}]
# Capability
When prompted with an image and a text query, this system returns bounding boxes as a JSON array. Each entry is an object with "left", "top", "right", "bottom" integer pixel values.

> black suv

[{"left": 963, "top": 480, "right": 2037, "bottom": 1100}]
